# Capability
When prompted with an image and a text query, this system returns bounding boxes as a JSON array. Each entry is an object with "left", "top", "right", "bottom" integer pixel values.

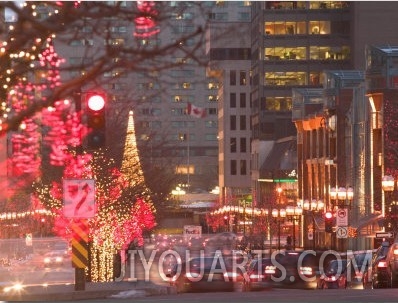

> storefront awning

[{"left": 353, "top": 213, "right": 384, "bottom": 234}]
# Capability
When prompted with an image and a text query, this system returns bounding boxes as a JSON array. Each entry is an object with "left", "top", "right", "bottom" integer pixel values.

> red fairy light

[{"left": 134, "top": 1, "right": 159, "bottom": 38}]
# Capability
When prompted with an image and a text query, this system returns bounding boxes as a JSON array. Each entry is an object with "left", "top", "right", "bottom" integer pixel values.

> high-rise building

[{"left": 250, "top": 1, "right": 398, "bottom": 211}]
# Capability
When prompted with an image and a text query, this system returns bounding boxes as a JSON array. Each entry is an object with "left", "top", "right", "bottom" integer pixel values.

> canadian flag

[{"left": 187, "top": 102, "right": 206, "bottom": 118}]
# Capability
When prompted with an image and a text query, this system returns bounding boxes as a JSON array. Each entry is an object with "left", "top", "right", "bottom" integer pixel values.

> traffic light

[
  {"left": 325, "top": 211, "right": 334, "bottom": 233},
  {"left": 86, "top": 92, "right": 106, "bottom": 149}
]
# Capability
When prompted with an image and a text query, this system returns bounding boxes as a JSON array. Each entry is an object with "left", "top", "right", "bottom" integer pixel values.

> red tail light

[{"left": 378, "top": 260, "right": 387, "bottom": 268}]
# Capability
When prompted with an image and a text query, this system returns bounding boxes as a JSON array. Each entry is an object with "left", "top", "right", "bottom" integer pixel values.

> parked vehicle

[
  {"left": 363, "top": 241, "right": 390, "bottom": 289},
  {"left": 385, "top": 242, "right": 398, "bottom": 287},
  {"left": 243, "top": 258, "right": 274, "bottom": 291}
]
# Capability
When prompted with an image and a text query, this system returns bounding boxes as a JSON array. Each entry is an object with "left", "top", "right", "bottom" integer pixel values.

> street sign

[
  {"left": 63, "top": 179, "right": 95, "bottom": 218},
  {"left": 336, "top": 208, "right": 348, "bottom": 226},
  {"left": 336, "top": 226, "right": 348, "bottom": 238},
  {"left": 376, "top": 232, "right": 394, "bottom": 238}
]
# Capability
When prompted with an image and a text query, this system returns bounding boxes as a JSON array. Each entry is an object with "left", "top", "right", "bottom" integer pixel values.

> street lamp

[
  {"left": 382, "top": 175, "right": 396, "bottom": 232},
  {"left": 330, "top": 186, "right": 353, "bottom": 209},
  {"left": 302, "top": 199, "right": 325, "bottom": 250},
  {"left": 285, "top": 205, "right": 303, "bottom": 250},
  {"left": 272, "top": 208, "right": 286, "bottom": 250},
  {"left": 338, "top": 186, "right": 354, "bottom": 208}
]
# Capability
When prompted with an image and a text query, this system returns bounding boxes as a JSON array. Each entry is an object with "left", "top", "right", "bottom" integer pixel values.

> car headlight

[{"left": 4, "top": 283, "right": 23, "bottom": 293}]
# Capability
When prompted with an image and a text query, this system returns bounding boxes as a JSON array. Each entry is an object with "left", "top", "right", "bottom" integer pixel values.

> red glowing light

[
  {"left": 325, "top": 211, "right": 333, "bottom": 219},
  {"left": 87, "top": 95, "right": 105, "bottom": 111}
]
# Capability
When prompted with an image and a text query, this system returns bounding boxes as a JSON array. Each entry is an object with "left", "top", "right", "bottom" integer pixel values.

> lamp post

[
  {"left": 272, "top": 208, "right": 286, "bottom": 251},
  {"left": 285, "top": 205, "right": 303, "bottom": 250},
  {"left": 382, "top": 175, "right": 396, "bottom": 233},
  {"left": 302, "top": 199, "right": 325, "bottom": 250}
]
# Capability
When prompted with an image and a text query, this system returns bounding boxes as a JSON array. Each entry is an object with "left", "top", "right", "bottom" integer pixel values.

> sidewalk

[{"left": 1, "top": 280, "right": 176, "bottom": 301}]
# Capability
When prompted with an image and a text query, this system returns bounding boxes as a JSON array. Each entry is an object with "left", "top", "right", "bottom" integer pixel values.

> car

[
  {"left": 272, "top": 251, "right": 318, "bottom": 289},
  {"left": 346, "top": 251, "right": 372, "bottom": 289},
  {"left": 363, "top": 241, "right": 390, "bottom": 289},
  {"left": 319, "top": 251, "right": 372, "bottom": 289},
  {"left": 43, "top": 251, "right": 66, "bottom": 267},
  {"left": 166, "top": 254, "right": 245, "bottom": 293},
  {"left": 385, "top": 241, "right": 398, "bottom": 287},
  {"left": 243, "top": 257, "right": 274, "bottom": 291},
  {"left": 318, "top": 259, "right": 349, "bottom": 289}
]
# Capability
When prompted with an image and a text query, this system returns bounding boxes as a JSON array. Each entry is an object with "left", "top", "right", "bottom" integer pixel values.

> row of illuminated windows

[
  {"left": 265, "top": 1, "right": 349, "bottom": 10},
  {"left": 173, "top": 95, "right": 219, "bottom": 103},
  {"left": 265, "top": 21, "right": 334, "bottom": 35},
  {"left": 264, "top": 71, "right": 323, "bottom": 87},
  {"left": 231, "top": 159, "right": 248, "bottom": 176},
  {"left": 172, "top": 81, "right": 220, "bottom": 90},
  {"left": 263, "top": 97, "right": 293, "bottom": 112},
  {"left": 69, "top": 35, "right": 196, "bottom": 48},
  {"left": 230, "top": 137, "right": 247, "bottom": 153},
  {"left": 264, "top": 46, "right": 350, "bottom": 61},
  {"left": 171, "top": 107, "right": 218, "bottom": 116}
]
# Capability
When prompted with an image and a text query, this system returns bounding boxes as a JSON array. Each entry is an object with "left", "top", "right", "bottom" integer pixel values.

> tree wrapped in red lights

[{"left": 34, "top": 152, "right": 156, "bottom": 282}]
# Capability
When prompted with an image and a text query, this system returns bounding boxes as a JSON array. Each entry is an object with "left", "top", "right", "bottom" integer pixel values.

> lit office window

[
  {"left": 265, "top": 21, "right": 307, "bottom": 35},
  {"left": 208, "top": 95, "right": 218, "bottom": 102},
  {"left": 264, "top": 47, "right": 306, "bottom": 60},
  {"left": 208, "top": 80, "right": 220, "bottom": 90},
  {"left": 310, "top": 46, "right": 350, "bottom": 60},
  {"left": 265, "top": 71, "right": 306, "bottom": 86},
  {"left": 240, "top": 71, "right": 247, "bottom": 85},
  {"left": 309, "top": 21, "right": 331, "bottom": 34},
  {"left": 264, "top": 97, "right": 293, "bottom": 111}
]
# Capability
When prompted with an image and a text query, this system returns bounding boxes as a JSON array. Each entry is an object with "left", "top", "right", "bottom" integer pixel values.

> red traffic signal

[
  {"left": 325, "top": 211, "right": 334, "bottom": 233},
  {"left": 86, "top": 92, "right": 106, "bottom": 149},
  {"left": 325, "top": 211, "right": 333, "bottom": 219},
  {"left": 87, "top": 94, "right": 105, "bottom": 111}
]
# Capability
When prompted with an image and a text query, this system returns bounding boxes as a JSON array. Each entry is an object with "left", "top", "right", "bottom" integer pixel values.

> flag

[{"left": 187, "top": 102, "right": 206, "bottom": 118}]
